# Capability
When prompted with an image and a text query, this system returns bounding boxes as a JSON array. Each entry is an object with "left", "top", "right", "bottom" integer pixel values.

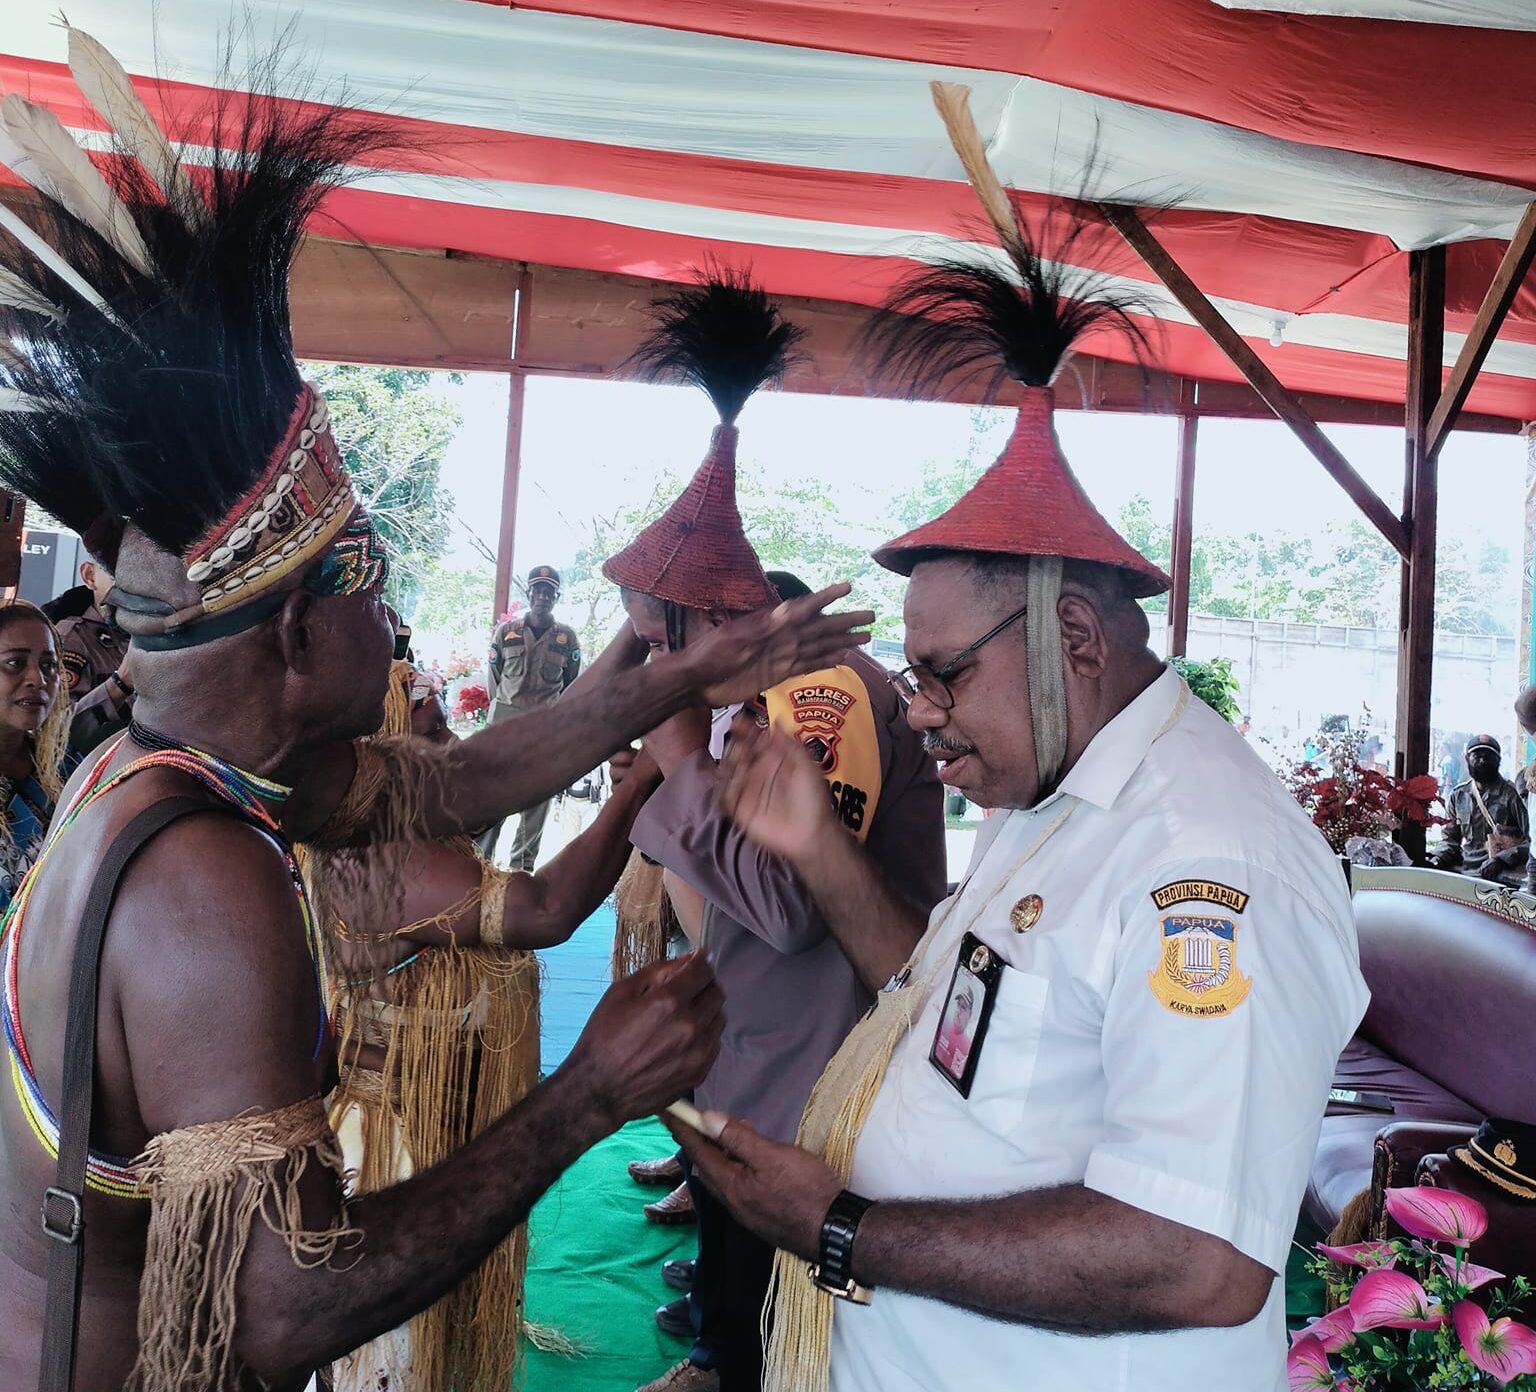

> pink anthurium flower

[
  {"left": 1287, "top": 1335, "right": 1336, "bottom": 1391},
  {"left": 1383, "top": 1187, "right": 1488, "bottom": 1245},
  {"left": 1452, "top": 1301, "right": 1536, "bottom": 1383},
  {"left": 1289, "top": 1305, "right": 1356, "bottom": 1354},
  {"left": 1347, "top": 1269, "right": 1446, "bottom": 1331},
  {"left": 1434, "top": 1251, "right": 1505, "bottom": 1291},
  {"left": 1316, "top": 1240, "right": 1398, "bottom": 1270}
]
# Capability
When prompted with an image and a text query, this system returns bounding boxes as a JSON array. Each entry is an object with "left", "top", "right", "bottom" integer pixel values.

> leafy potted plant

[
  {"left": 1169, "top": 655, "right": 1242, "bottom": 723},
  {"left": 1290, "top": 1187, "right": 1536, "bottom": 1389}
]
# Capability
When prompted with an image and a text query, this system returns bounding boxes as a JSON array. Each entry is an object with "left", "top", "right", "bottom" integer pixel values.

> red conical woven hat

[
  {"left": 602, "top": 424, "right": 779, "bottom": 611},
  {"left": 873, "top": 389, "right": 1171, "bottom": 597}
]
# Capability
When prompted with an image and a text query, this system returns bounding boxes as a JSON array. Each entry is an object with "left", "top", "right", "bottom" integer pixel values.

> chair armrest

[
  {"left": 1416, "top": 1153, "right": 1536, "bottom": 1281},
  {"left": 1374, "top": 1121, "right": 1481, "bottom": 1190},
  {"left": 1356, "top": 1123, "right": 1482, "bottom": 1241}
]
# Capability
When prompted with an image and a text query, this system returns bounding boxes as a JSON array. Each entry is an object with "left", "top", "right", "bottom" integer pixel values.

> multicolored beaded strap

[{"left": 2, "top": 731, "right": 327, "bottom": 1199}]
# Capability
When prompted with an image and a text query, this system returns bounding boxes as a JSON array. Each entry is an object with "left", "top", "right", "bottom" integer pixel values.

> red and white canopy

[{"left": 5, "top": 0, "right": 1536, "bottom": 418}]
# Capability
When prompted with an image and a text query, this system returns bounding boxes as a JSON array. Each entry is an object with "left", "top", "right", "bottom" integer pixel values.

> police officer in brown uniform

[
  {"left": 480, "top": 565, "right": 582, "bottom": 870},
  {"left": 44, "top": 555, "right": 135, "bottom": 756}
]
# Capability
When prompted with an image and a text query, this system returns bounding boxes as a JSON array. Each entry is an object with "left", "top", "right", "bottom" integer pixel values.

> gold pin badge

[
  {"left": 1010, "top": 894, "right": 1043, "bottom": 933},
  {"left": 969, "top": 943, "right": 993, "bottom": 975}
]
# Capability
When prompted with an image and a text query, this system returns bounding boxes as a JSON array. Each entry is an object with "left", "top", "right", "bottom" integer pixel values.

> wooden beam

[
  {"left": 1101, "top": 204, "right": 1410, "bottom": 559},
  {"left": 1422, "top": 202, "right": 1536, "bottom": 464},
  {"left": 1169, "top": 410, "right": 1198, "bottom": 657},
  {"left": 1394, "top": 246, "right": 1446, "bottom": 863}
]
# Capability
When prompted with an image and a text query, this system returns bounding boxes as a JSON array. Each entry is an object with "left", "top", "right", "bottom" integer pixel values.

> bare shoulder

[{"left": 107, "top": 811, "right": 326, "bottom": 1134}]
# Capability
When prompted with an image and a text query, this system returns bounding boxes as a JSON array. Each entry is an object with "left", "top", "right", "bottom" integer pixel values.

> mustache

[{"left": 923, "top": 733, "right": 974, "bottom": 756}]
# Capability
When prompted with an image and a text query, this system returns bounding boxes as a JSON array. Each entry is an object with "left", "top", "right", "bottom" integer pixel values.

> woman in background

[{"left": 0, "top": 600, "right": 69, "bottom": 911}]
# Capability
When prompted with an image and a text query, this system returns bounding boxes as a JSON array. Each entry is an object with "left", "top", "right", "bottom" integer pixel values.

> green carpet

[{"left": 523, "top": 1118, "right": 696, "bottom": 1391}]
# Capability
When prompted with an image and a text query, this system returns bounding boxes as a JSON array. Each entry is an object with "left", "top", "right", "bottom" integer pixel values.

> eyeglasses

[{"left": 889, "top": 603, "right": 1028, "bottom": 711}]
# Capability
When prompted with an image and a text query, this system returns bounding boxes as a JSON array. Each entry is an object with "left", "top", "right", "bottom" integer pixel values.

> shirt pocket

[{"left": 965, "top": 965, "right": 1051, "bottom": 1139}]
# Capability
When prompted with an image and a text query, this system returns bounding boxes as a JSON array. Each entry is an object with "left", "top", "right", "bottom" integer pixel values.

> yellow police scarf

[{"left": 761, "top": 664, "right": 883, "bottom": 844}]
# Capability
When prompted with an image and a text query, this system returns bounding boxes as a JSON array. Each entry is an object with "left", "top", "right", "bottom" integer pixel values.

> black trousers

[{"left": 683, "top": 1156, "right": 776, "bottom": 1391}]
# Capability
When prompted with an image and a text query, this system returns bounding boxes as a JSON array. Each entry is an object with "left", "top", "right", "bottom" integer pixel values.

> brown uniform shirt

[
  {"left": 630, "top": 646, "right": 947, "bottom": 1143},
  {"left": 486, "top": 615, "right": 581, "bottom": 723},
  {"left": 54, "top": 597, "right": 133, "bottom": 756}
]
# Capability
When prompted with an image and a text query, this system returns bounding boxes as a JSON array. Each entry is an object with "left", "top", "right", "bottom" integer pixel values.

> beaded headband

[{"left": 111, "top": 383, "right": 388, "bottom": 649}]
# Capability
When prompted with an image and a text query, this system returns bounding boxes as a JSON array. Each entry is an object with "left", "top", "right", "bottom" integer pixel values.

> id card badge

[{"left": 929, "top": 931, "right": 1002, "bottom": 1097}]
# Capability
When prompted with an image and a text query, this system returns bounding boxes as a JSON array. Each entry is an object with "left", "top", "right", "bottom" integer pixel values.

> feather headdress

[
  {"left": 867, "top": 83, "right": 1170, "bottom": 596},
  {"left": 0, "top": 29, "right": 397, "bottom": 644},
  {"left": 601, "top": 264, "right": 799, "bottom": 612}
]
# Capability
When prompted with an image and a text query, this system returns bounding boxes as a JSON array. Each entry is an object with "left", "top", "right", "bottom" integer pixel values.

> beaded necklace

[{"left": 2, "top": 730, "right": 328, "bottom": 1198}]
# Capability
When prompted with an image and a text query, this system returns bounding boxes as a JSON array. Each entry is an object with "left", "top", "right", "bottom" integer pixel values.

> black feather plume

[
  {"left": 864, "top": 202, "right": 1157, "bottom": 401},
  {"left": 624, "top": 262, "right": 806, "bottom": 426},
  {"left": 0, "top": 55, "right": 399, "bottom": 556}
]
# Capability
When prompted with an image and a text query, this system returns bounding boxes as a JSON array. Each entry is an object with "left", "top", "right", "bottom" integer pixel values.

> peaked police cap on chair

[{"left": 601, "top": 266, "right": 798, "bottom": 613}]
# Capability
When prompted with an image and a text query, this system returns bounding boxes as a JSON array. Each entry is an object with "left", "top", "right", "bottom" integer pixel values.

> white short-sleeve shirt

[{"left": 832, "top": 666, "right": 1369, "bottom": 1392}]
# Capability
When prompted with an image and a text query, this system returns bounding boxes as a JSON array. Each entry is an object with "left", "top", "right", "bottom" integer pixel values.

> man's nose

[{"left": 904, "top": 691, "right": 950, "bottom": 733}]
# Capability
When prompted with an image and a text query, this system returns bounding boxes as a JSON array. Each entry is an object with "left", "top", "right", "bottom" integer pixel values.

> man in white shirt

[{"left": 667, "top": 238, "right": 1368, "bottom": 1390}]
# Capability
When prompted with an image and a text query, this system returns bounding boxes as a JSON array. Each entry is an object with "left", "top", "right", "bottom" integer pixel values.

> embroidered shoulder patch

[
  {"left": 1150, "top": 879, "right": 1249, "bottom": 914},
  {"left": 1148, "top": 914, "right": 1252, "bottom": 1019},
  {"left": 59, "top": 649, "right": 87, "bottom": 691}
]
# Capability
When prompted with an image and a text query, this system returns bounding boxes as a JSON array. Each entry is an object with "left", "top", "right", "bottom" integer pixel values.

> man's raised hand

[{"left": 683, "top": 584, "right": 874, "bottom": 707}]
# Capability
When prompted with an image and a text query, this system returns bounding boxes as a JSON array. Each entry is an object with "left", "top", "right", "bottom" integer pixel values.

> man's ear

[
  {"left": 1057, "top": 593, "right": 1110, "bottom": 680},
  {"left": 275, "top": 588, "right": 318, "bottom": 674},
  {"left": 79, "top": 561, "right": 95, "bottom": 589},
  {"left": 705, "top": 608, "right": 732, "bottom": 629}
]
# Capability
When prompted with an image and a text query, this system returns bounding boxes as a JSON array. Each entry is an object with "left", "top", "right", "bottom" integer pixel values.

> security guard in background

[
  {"left": 43, "top": 554, "right": 135, "bottom": 756},
  {"left": 477, "top": 565, "right": 582, "bottom": 870}
]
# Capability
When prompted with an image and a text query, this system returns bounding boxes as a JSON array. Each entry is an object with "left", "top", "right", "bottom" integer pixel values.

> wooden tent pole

[
  {"left": 1102, "top": 204, "right": 1409, "bottom": 559},
  {"left": 1394, "top": 246, "right": 1445, "bottom": 861},
  {"left": 1169, "top": 403, "right": 1198, "bottom": 657},
  {"left": 492, "top": 370, "right": 527, "bottom": 624},
  {"left": 492, "top": 270, "right": 532, "bottom": 624}
]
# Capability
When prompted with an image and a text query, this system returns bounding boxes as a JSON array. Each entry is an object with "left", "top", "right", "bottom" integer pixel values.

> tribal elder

[
  {"left": 0, "top": 41, "right": 869, "bottom": 1392},
  {"left": 668, "top": 95, "right": 1368, "bottom": 1392},
  {"left": 602, "top": 271, "right": 946, "bottom": 1392}
]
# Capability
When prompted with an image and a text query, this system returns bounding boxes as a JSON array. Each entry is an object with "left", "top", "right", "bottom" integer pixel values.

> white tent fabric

[
  {"left": 7, "top": 0, "right": 1533, "bottom": 249},
  {"left": 1215, "top": 0, "right": 1536, "bottom": 31}
]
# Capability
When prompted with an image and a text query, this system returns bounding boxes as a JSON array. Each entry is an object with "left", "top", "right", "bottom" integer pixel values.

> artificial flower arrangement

[
  {"left": 1290, "top": 1187, "right": 1535, "bottom": 1389},
  {"left": 453, "top": 682, "right": 490, "bottom": 725},
  {"left": 1284, "top": 714, "right": 1443, "bottom": 855}
]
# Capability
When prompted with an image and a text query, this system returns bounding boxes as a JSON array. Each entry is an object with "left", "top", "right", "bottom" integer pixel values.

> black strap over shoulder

[{"left": 38, "top": 795, "right": 219, "bottom": 1392}]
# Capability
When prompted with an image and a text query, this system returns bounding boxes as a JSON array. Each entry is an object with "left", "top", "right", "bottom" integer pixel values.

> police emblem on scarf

[
  {"left": 762, "top": 666, "right": 882, "bottom": 842},
  {"left": 1149, "top": 914, "right": 1252, "bottom": 1018}
]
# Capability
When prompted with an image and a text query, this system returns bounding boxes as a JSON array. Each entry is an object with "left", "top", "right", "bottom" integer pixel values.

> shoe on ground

[
  {"left": 636, "top": 1360, "right": 720, "bottom": 1392},
  {"left": 629, "top": 1153, "right": 685, "bottom": 1187},
  {"left": 654, "top": 1294, "right": 693, "bottom": 1339},
  {"left": 661, "top": 1257, "right": 695, "bottom": 1292},
  {"left": 644, "top": 1181, "right": 696, "bottom": 1225}
]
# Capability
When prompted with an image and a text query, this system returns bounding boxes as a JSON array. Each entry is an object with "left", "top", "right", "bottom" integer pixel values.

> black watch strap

[{"left": 809, "top": 1189, "right": 876, "bottom": 1305}]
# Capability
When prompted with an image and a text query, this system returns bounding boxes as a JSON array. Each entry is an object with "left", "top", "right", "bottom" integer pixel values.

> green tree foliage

[
  {"left": 1118, "top": 494, "right": 1515, "bottom": 636},
  {"left": 414, "top": 567, "right": 497, "bottom": 647},
  {"left": 305, "top": 364, "right": 462, "bottom": 613}
]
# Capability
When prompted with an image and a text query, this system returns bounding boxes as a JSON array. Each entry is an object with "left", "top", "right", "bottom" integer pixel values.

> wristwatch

[{"left": 808, "top": 1189, "right": 876, "bottom": 1305}]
